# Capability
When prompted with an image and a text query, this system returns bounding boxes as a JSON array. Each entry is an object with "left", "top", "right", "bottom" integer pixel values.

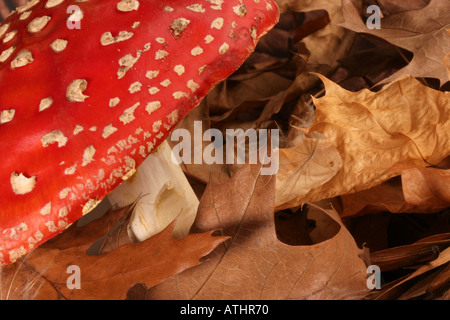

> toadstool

[{"left": 0, "top": 0, "right": 279, "bottom": 265}]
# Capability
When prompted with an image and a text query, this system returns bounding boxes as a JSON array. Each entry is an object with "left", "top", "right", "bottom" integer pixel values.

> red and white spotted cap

[{"left": 0, "top": 0, "right": 279, "bottom": 265}]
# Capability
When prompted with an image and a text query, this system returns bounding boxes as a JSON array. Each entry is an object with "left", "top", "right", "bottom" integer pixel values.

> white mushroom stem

[{"left": 107, "top": 140, "right": 199, "bottom": 242}]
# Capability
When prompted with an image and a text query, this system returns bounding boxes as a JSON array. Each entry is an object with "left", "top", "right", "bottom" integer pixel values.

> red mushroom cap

[{"left": 0, "top": 0, "right": 279, "bottom": 265}]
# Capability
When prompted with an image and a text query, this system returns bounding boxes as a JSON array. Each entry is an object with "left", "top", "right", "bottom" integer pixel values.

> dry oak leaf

[
  {"left": 276, "top": 74, "right": 449, "bottom": 209},
  {"left": 340, "top": 0, "right": 450, "bottom": 86},
  {"left": 145, "top": 164, "right": 369, "bottom": 300},
  {"left": 0, "top": 205, "right": 227, "bottom": 300}
]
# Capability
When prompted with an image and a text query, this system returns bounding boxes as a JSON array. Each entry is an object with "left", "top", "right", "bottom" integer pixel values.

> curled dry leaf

[
  {"left": 361, "top": 233, "right": 450, "bottom": 300},
  {"left": 368, "top": 246, "right": 450, "bottom": 300},
  {"left": 340, "top": 0, "right": 450, "bottom": 86},
  {"left": 340, "top": 165, "right": 449, "bottom": 217},
  {"left": 0, "top": 204, "right": 227, "bottom": 300},
  {"left": 401, "top": 167, "right": 450, "bottom": 208},
  {"left": 276, "top": 74, "right": 450, "bottom": 209},
  {"left": 369, "top": 234, "right": 449, "bottom": 273},
  {"left": 145, "top": 164, "right": 368, "bottom": 300},
  {"left": 340, "top": 177, "right": 445, "bottom": 218}
]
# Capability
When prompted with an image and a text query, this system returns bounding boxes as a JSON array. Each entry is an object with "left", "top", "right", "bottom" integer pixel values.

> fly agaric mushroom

[{"left": 0, "top": 0, "right": 279, "bottom": 265}]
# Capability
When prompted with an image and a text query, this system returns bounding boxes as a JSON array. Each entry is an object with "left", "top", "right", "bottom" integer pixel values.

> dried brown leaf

[
  {"left": 340, "top": 178, "right": 426, "bottom": 217},
  {"left": 145, "top": 164, "right": 368, "bottom": 300},
  {"left": 340, "top": 0, "right": 450, "bottom": 86},
  {"left": 0, "top": 205, "right": 227, "bottom": 300},
  {"left": 401, "top": 167, "right": 450, "bottom": 207},
  {"left": 276, "top": 74, "right": 449, "bottom": 209},
  {"left": 340, "top": 166, "right": 450, "bottom": 217}
]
